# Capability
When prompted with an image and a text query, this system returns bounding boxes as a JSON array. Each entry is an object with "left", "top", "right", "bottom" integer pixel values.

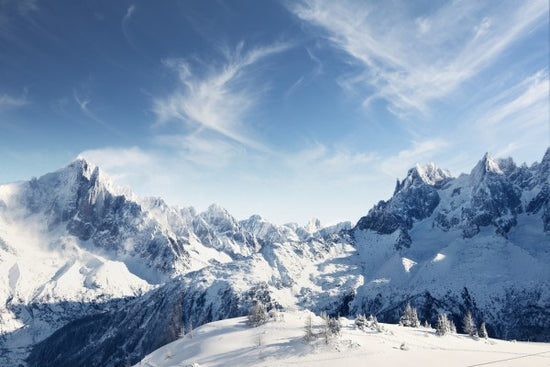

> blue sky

[{"left": 0, "top": 0, "right": 548, "bottom": 225}]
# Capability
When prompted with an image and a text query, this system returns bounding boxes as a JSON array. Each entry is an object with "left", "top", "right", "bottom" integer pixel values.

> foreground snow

[{"left": 135, "top": 312, "right": 550, "bottom": 367}]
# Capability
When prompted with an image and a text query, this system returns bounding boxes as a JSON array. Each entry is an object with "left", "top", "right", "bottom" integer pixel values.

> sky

[{"left": 0, "top": 0, "right": 548, "bottom": 225}]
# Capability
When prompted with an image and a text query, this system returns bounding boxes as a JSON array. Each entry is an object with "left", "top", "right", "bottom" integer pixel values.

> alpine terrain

[{"left": 0, "top": 149, "right": 548, "bottom": 366}]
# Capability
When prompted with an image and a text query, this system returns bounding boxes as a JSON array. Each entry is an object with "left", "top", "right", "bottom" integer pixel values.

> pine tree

[
  {"left": 323, "top": 315, "right": 330, "bottom": 344},
  {"left": 462, "top": 311, "right": 477, "bottom": 336},
  {"left": 422, "top": 319, "right": 430, "bottom": 328},
  {"left": 248, "top": 302, "right": 268, "bottom": 327},
  {"left": 479, "top": 322, "right": 488, "bottom": 339},
  {"left": 304, "top": 314, "right": 314, "bottom": 343},
  {"left": 449, "top": 319, "right": 456, "bottom": 334},
  {"left": 328, "top": 315, "right": 341, "bottom": 336},
  {"left": 187, "top": 320, "right": 193, "bottom": 338},
  {"left": 369, "top": 315, "right": 382, "bottom": 332},
  {"left": 400, "top": 303, "right": 420, "bottom": 327},
  {"left": 411, "top": 307, "right": 420, "bottom": 327},
  {"left": 436, "top": 314, "right": 449, "bottom": 336},
  {"left": 178, "top": 322, "right": 185, "bottom": 338},
  {"left": 355, "top": 314, "right": 367, "bottom": 330}
]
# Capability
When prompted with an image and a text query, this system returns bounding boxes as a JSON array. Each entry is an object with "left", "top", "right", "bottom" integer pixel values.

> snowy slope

[{"left": 135, "top": 311, "right": 550, "bottom": 367}]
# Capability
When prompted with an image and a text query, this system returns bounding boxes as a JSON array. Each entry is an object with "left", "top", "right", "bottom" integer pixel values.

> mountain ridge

[{"left": 0, "top": 149, "right": 548, "bottom": 367}]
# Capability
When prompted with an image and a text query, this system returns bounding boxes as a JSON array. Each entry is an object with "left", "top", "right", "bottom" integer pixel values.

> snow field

[{"left": 135, "top": 311, "right": 550, "bottom": 367}]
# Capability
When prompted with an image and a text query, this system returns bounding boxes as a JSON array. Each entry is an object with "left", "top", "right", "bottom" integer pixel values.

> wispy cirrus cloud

[
  {"left": 478, "top": 70, "right": 549, "bottom": 129},
  {"left": 285, "top": 47, "right": 324, "bottom": 98},
  {"left": 0, "top": 93, "right": 27, "bottom": 110},
  {"left": 475, "top": 69, "right": 549, "bottom": 157},
  {"left": 153, "top": 41, "right": 290, "bottom": 150},
  {"left": 122, "top": 4, "right": 136, "bottom": 47},
  {"left": 287, "top": 143, "right": 377, "bottom": 178},
  {"left": 380, "top": 138, "right": 449, "bottom": 177},
  {"left": 73, "top": 90, "right": 118, "bottom": 133},
  {"left": 153, "top": 133, "right": 247, "bottom": 169},
  {"left": 289, "top": 0, "right": 549, "bottom": 115}
]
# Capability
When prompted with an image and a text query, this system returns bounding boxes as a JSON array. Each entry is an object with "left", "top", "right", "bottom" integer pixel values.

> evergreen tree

[
  {"left": 462, "top": 311, "right": 477, "bottom": 336},
  {"left": 422, "top": 319, "right": 430, "bottom": 328},
  {"left": 248, "top": 302, "right": 268, "bottom": 327},
  {"left": 268, "top": 308, "right": 279, "bottom": 321},
  {"left": 355, "top": 314, "right": 367, "bottom": 330},
  {"left": 449, "top": 319, "right": 456, "bottom": 334},
  {"left": 187, "top": 320, "right": 193, "bottom": 338},
  {"left": 411, "top": 307, "right": 420, "bottom": 327},
  {"left": 400, "top": 303, "right": 420, "bottom": 327},
  {"left": 369, "top": 315, "right": 382, "bottom": 332},
  {"left": 328, "top": 315, "right": 341, "bottom": 336},
  {"left": 323, "top": 315, "right": 330, "bottom": 344},
  {"left": 479, "top": 322, "right": 488, "bottom": 339},
  {"left": 436, "top": 314, "right": 449, "bottom": 336},
  {"left": 304, "top": 314, "right": 314, "bottom": 343}
]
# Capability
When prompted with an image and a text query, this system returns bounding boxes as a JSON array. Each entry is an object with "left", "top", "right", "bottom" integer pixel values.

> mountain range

[{"left": 0, "top": 148, "right": 548, "bottom": 366}]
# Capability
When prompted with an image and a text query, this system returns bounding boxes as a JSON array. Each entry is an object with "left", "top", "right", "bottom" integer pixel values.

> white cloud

[
  {"left": 479, "top": 70, "right": 549, "bottom": 129},
  {"left": 284, "top": 47, "right": 324, "bottom": 98},
  {"left": 290, "top": 0, "right": 549, "bottom": 115},
  {"left": 153, "top": 42, "right": 290, "bottom": 151},
  {"left": 286, "top": 143, "right": 378, "bottom": 181},
  {"left": 73, "top": 90, "right": 115, "bottom": 131},
  {"left": 123, "top": 4, "right": 136, "bottom": 24},
  {"left": 153, "top": 133, "right": 246, "bottom": 168},
  {"left": 122, "top": 4, "right": 136, "bottom": 46},
  {"left": 474, "top": 70, "right": 550, "bottom": 158},
  {"left": 78, "top": 146, "right": 152, "bottom": 171},
  {"left": 0, "top": 93, "right": 27, "bottom": 110},
  {"left": 380, "top": 139, "right": 449, "bottom": 177}
]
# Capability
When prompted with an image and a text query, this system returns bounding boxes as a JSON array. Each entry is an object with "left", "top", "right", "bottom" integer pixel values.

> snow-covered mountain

[
  {"left": 1, "top": 149, "right": 549, "bottom": 366},
  {"left": 0, "top": 158, "right": 348, "bottom": 365},
  {"left": 350, "top": 149, "right": 550, "bottom": 341}
]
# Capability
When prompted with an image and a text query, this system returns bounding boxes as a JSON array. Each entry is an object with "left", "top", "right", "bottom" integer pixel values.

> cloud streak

[
  {"left": 153, "top": 41, "right": 290, "bottom": 150},
  {"left": 475, "top": 70, "right": 550, "bottom": 157},
  {"left": 380, "top": 139, "right": 449, "bottom": 177},
  {"left": 285, "top": 47, "right": 324, "bottom": 98},
  {"left": 0, "top": 93, "right": 27, "bottom": 110},
  {"left": 290, "top": 0, "right": 549, "bottom": 115},
  {"left": 73, "top": 90, "right": 117, "bottom": 133},
  {"left": 122, "top": 4, "right": 136, "bottom": 47}
]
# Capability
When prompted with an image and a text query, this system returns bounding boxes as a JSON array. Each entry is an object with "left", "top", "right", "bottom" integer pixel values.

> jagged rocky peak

[
  {"left": 52, "top": 157, "right": 133, "bottom": 201},
  {"left": 413, "top": 162, "right": 452, "bottom": 185},
  {"left": 395, "top": 162, "right": 452, "bottom": 194},
  {"left": 68, "top": 157, "right": 97, "bottom": 178},
  {"left": 33, "top": 157, "right": 96, "bottom": 192},
  {"left": 248, "top": 214, "right": 264, "bottom": 222},
  {"left": 470, "top": 152, "right": 504, "bottom": 184},
  {"left": 201, "top": 203, "right": 238, "bottom": 229},
  {"left": 536, "top": 147, "right": 550, "bottom": 182},
  {"left": 305, "top": 217, "right": 322, "bottom": 232},
  {"left": 542, "top": 147, "right": 550, "bottom": 164}
]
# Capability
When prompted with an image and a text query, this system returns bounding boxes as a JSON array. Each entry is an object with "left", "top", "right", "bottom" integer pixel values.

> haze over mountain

[{"left": 0, "top": 149, "right": 547, "bottom": 366}]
